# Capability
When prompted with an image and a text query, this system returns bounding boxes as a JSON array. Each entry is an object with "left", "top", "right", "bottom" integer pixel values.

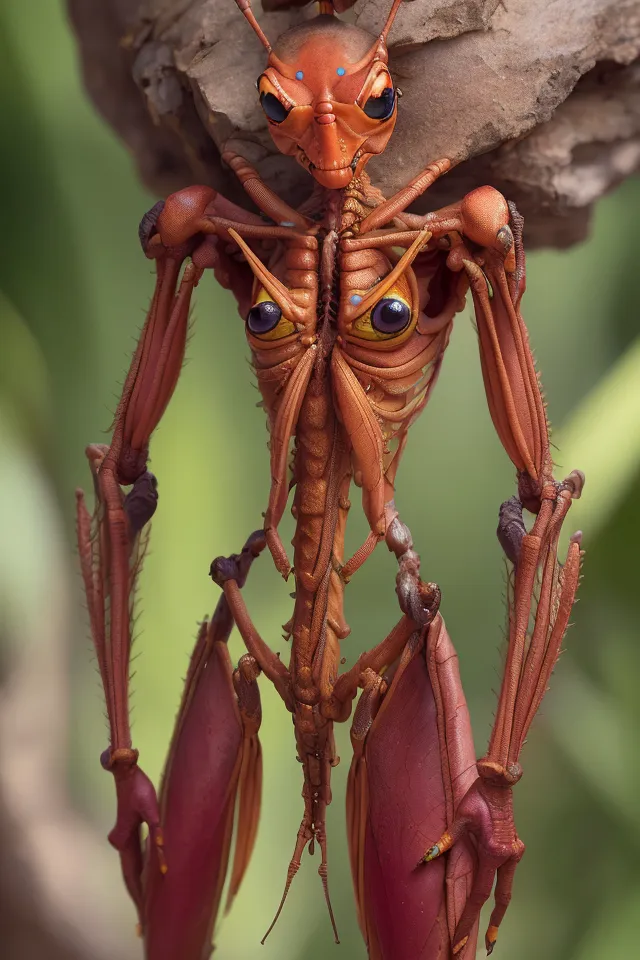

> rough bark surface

[{"left": 67, "top": 0, "right": 640, "bottom": 247}]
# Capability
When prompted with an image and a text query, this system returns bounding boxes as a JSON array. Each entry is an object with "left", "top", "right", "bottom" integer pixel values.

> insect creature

[{"left": 76, "top": 1, "right": 585, "bottom": 958}]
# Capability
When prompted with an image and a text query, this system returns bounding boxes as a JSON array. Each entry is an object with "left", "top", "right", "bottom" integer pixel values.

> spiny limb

[
  {"left": 491, "top": 482, "right": 584, "bottom": 769},
  {"left": 461, "top": 248, "right": 547, "bottom": 491},
  {"left": 117, "top": 259, "right": 201, "bottom": 478},
  {"left": 404, "top": 190, "right": 558, "bottom": 504},
  {"left": 78, "top": 448, "right": 137, "bottom": 751},
  {"left": 77, "top": 456, "right": 164, "bottom": 916},
  {"left": 100, "top": 239, "right": 202, "bottom": 487},
  {"left": 421, "top": 483, "right": 582, "bottom": 953}
]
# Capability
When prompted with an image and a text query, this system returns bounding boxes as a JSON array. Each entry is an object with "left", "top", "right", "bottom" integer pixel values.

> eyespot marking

[
  {"left": 260, "top": 91, "right": 290, "bottom": 123},
  {"left": 295, "top": 70, "right": 304, "bottom": 80},
  {"left": 336, "top": 66, "right": 346, "bottom": 76},
  {"left": 363, "top": 87, "right": 396, "bottom": 122},
  {"left": 247, "top": 300, "right": 282, "bottom": 335},
  {"left": 371, "top": 298, "right": 411, "bottom": 335},
  {"left": 350, "top": 294, "right": 363, "bottom": 305}
]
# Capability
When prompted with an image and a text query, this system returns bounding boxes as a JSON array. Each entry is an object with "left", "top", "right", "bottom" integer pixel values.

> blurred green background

[{"left": 1, "top": 2, "right": 640, "bottom": 958}]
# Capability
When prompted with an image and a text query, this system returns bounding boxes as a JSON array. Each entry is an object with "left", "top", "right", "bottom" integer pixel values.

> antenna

[
  {"left": 234, "top": 0, "right": 272, "bottom": 52},
  {"left": 345, "top": 0, "right": 404, "bottom": 73},
  {"left": 380, "top": 0, "right": 404, "bottom": 42}
]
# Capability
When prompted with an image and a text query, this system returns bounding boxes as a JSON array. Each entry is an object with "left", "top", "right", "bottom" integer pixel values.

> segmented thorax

[
  {"left": 333, "top": 237, "right": 454, "bottom": 514},
  {"left": 235, "top": 200, "right": 459, "bottom": 700}
]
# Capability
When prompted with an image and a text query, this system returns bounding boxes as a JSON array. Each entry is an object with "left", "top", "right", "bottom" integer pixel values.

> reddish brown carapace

[{"left": 76, "top": 2, "right": 584, "bottom": 958}]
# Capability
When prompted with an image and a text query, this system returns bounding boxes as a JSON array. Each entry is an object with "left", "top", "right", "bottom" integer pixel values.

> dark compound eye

[
  {"left": 363, "top": 86, "right": 396, "bottom": 121},
  {"left": 247, "top": 300, "right": 282, "bottom": 335},
  {"left": 260, "top": 91, "right": 290, "bottom": 123},
  {"left": 371, "top": 298, "right": 411, "bottom": 334}
]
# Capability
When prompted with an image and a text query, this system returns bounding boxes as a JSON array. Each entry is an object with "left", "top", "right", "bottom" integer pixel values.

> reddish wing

[{"left": 347, "top": 618, "right": 478, "bottom": 960}]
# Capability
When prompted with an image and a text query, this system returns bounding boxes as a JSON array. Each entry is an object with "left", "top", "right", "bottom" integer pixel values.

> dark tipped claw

[
  {"left": 496, "top": 224, "right": 513, "bottom": 254},
  {"left": 396, "top": 561, "right": 441, "bottom": 625},
  {"left": 138, "top": 200, "right": 165, "bottom": 253},
  {"left": 563, "top": 469, "right": 585, "bottom": 499},
  {"left": 210, "top": 531, "right": 266, "bottom": 589},
  {"left": 486, "top": 925, "right": 499, "bottom": 955},
  {"left": 210, "top": 555, "right": 241, "bottom": 586},
  {"left": 124, "top": 470, "right": 159, "bottom": 536},
  {"left": 497, "top": 495, "right": 525, "bottom": 566}
]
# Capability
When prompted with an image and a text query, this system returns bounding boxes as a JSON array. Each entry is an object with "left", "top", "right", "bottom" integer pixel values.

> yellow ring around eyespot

[
  {"left": 247, "top": 287, "right": 296, "bottom": 342},
  {"left": 349, "top": 290, "right": 415, "bottom": 343}
]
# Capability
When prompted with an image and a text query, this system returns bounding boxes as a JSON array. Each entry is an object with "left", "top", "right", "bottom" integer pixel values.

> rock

[
  {"left": 355, "top": 0, "right": 500, "bottom": 48},
  {"left": 67, "top": 0, "right": 640, "bottom": 247}
]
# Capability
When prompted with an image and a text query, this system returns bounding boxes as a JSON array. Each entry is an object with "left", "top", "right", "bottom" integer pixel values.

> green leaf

[{"left": 554, "top": 336, "right": 640, "bottom": 538}]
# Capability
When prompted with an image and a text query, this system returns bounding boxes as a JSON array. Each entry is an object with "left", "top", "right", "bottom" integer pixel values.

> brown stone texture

[{"left": 67, "top": 0, "right": 640, "bottom": 247}]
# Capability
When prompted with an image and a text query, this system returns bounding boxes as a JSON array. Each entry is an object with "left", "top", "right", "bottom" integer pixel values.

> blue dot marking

[
  {"left": 350, "top": 294, "right": 363, "bottom": 305},
  {"left": 337, "top": 66, "right": 346, "bottom": 76},
  {"left": 295, "top": 70, "right": 304, "bottom": 80},
  {"left": 280, "top": 221, "right": 296, "bottom": 227}
]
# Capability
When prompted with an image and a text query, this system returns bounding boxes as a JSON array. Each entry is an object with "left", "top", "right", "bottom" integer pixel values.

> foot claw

[
  {"left": 138, "top": 200, "right": 165, "bottom": 253},
  {"left": 563, "top": 468, "right": 585, "bottom": 499},
  {"left": 418, "top": 830, "right": 453, "bottom": 866},
  {"left": 486, "top": 924, "right": 499, "bottom": 955},
  {"left": 418, "top": 844, "right": 440, "bottom": 866},
  {"left": 453, "top": 935, "right": 469, "bottom": 955}
]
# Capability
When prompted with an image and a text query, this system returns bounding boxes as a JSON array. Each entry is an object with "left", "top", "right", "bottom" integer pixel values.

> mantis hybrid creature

[{"left": 76, "top": 1, "right": 584, "bottom": 957}]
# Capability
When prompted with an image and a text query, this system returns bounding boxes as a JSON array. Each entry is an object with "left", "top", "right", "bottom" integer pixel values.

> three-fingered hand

[{"left": 419, "top": 762, "right": 525, "bottom": 956}]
